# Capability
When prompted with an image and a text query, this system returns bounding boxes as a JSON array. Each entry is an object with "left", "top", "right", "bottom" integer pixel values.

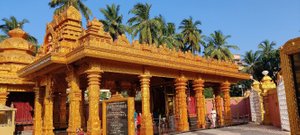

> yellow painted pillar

[
  {"left": 175, "top": 76, "right": 189, "bottom": 131},
  {"left": 43, "top": 76, "right": 54, "bottom": 135},
  {"left": 221, "top": 81, "right": 231, "bottom": 126},
  {"left": 86, "top": 65, "right": 102, "bottom": 135},
  {"left": 66, "top": 68, "right": 82, "bottom": 135},
  {"left": 214, "top": 89, "right": 224, "bottom": 126},
  {"left": 0, "top": 85, "right": 8, "bottom": 105},
  {"left": 139, "top": 74, "right": 153, "bottom": 135},
  {"left": 33, "top": 85, "right": 42, "bottom": 135},
  {"left": 193, "top": 78, "right": 206, "bottom": 128}
]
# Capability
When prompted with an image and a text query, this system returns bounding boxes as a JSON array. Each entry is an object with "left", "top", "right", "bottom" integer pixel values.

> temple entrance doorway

[
  {"left": 6, "top": 92, "right": 34, "bottom": 133},
  {"left": 150, "top": 77, "right": 176, "bottom": 133}
]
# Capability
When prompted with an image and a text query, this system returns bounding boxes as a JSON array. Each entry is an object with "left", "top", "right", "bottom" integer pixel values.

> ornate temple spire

[
  {"left": 8, "top": 28, "right": 27, "bottom": 39},
  {"left": 79, "top": 18, "right": 112, "bottom": 46}
]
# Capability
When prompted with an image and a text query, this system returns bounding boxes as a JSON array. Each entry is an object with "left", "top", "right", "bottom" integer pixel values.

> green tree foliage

[
  {"left": 204, "top": 30, "right": 239, "bottom": 61},
  {"left": 242, "top": 40, "right": 280, "bottom": 81},
  {"left": 49, "top": 0, "right": 92, "bottom": 21},
  {"left": 0, "top": 16, "right": 37, "bottom": 45},
  {"left": 155, "top": 15, "right": 180, "bottom": 49},
  {"left": 100, "top": 4, "right": 126, "bottom": 41},
  {"left": 230, "top": 80, "right": 252, "bottom": 97},
  {"left": 127, "top": 3, "right": 161, "bottom": 45},
  {"left": 178, "top": 17, "right": 202, "bottom": 54},
  {"left": 242, "top": 50, "right": 260, "bottom": 74},
  {"left": 204, "top": 87, "right": 214, "bottom": 98}
]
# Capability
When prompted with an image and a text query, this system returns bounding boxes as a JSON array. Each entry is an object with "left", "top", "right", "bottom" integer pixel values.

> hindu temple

[{"left": 0, "top": 6, "right": 250, "bottom": 135}]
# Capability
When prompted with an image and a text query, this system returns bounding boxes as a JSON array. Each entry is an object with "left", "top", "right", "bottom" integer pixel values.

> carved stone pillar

[
  {"left": 66, "top": 68, "right": 83, "bottom": 135},
  {"left": 221, "top": 81, "right": 231, "bottom": 126},
  {"left": 43, "top": 76, "right": 54, "bottom": 135},
  {"left": 175, "top": 76, "right": 189, "bottom": 131},
  {"left": 193, "top": 78, "right": 205, "bottom": 128},
  {"left": 86, "top": 65, "right": 102, "bottom": 135},
  {"left": 0, "top": 85, "right": 8, "bottom": 105},
  {"left": 214, "top": 89, "right": 224, "bottom": 126},
  {"left": 139, "top": 74, "right": 153, "bottom": 135},
  {"left": 33, "top": 85, "right": 42, "bottom": 135}
]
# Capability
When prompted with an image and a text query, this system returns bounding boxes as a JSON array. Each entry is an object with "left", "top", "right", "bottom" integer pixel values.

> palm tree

[
  {"left": 0, "top": 16, "right": 37, "bottom": 44},
  {"left": 256, "top": 40, "right": 279, "bottom": 80},
  {"left": 48, "top": 0, "right": 92, "bottom": 21},
  {"left": 100, "top": 4, "right": 126, "bottom": 41},
  {"left": 127, "top": 3, "right": 161, "bottom": 45},
  {"left": 242, "top": 50, "right": 260, "bottom": 74},
  {"left": 204, "top": 30, "right": 239, "bottom": 61},
  {"left": 155, "top": 15, "right": 179, "bottom": 49},
  {"left": 257, "top": 40, "right": 276, "bottom": 59},
  {"left": 178, "top": 17, "right": 202, "bottom": 54}
]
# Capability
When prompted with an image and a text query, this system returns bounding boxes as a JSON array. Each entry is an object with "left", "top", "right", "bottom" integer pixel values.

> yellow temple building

[{"left": 0, "top": 6, "right": 250, "bottom": 135}]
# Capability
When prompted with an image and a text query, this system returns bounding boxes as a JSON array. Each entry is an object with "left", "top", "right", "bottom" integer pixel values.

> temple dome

[{"left": 0, "top": 28, "right": 35, "bottom": 65}]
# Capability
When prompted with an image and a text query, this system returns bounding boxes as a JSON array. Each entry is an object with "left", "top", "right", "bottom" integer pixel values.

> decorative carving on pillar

[
  {"left": 175, "top": 76, "right": 189, "bottom": 131},
  {"left": 0, "top": 85, "right": 8, "bottom": 105},
  {"left": 221, "top": 81, "right": 231, "bottom": 126},
  {"left": 214, "top": 89, "right": 224, "bottom": 126},
  {"left": 43, "top": 75, "right": 54, "bottom": 135},
  {"left": 193, "top": 78, "right": 205, "bottom": 128},
  {"left": 139, "top": 74, "right": 153, "bottom": 135},
  {"left": 33, "top": 83, "right": 42, "bottom": 135},
  {"left": 66, "top": 66, "right": 82, "bottom": 135},
  {"left": 86, "top": 62, "right": 102, "bottom": 135}
]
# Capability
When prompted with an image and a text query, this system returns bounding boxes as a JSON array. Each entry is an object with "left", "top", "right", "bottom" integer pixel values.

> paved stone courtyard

[
  {"left": 19, "top": 123, "right": 289, "bottom": 135},
  {"left": 178, "top": 123, "right": 290, "bottom": 135}
]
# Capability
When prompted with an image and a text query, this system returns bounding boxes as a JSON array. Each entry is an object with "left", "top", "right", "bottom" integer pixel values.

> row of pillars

[
  {"left": 31, "top": 68, "right": 232, "bottom": 135},
  {"left": 33, "top": 66, "right": 105, "bottom": 135},
  {"left": 175, "top": 77, "right": 232, "bottom": 131}
]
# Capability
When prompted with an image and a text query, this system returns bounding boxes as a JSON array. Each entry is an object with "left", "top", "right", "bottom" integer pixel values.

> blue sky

[{"left": 0, "top": 0, "right": 299, "bottom": 55}]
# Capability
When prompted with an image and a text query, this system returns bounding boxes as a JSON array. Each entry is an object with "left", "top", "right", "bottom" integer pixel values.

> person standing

[
  {"left": 137, "top": 113, "right": 142, "bottom": 135},
  {"left": 134, "top": 110, "right": 138, "bottom": 133},
  {"left": 211, "top": 109, "right": 217, "bottom": 128}
]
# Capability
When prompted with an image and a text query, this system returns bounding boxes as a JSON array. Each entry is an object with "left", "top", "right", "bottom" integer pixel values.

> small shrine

[{"left": 0, "top": 105, "right": 17, "bottom": 135}]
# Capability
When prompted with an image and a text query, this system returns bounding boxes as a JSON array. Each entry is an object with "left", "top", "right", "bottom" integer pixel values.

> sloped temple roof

[{"left": 18, "top": 6, "right": 249, "bottom": 83}]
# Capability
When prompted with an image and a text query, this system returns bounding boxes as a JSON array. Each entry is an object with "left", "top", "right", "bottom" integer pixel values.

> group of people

[{"left": 133, "top": 109, "right": 219, "bottom": 135}]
